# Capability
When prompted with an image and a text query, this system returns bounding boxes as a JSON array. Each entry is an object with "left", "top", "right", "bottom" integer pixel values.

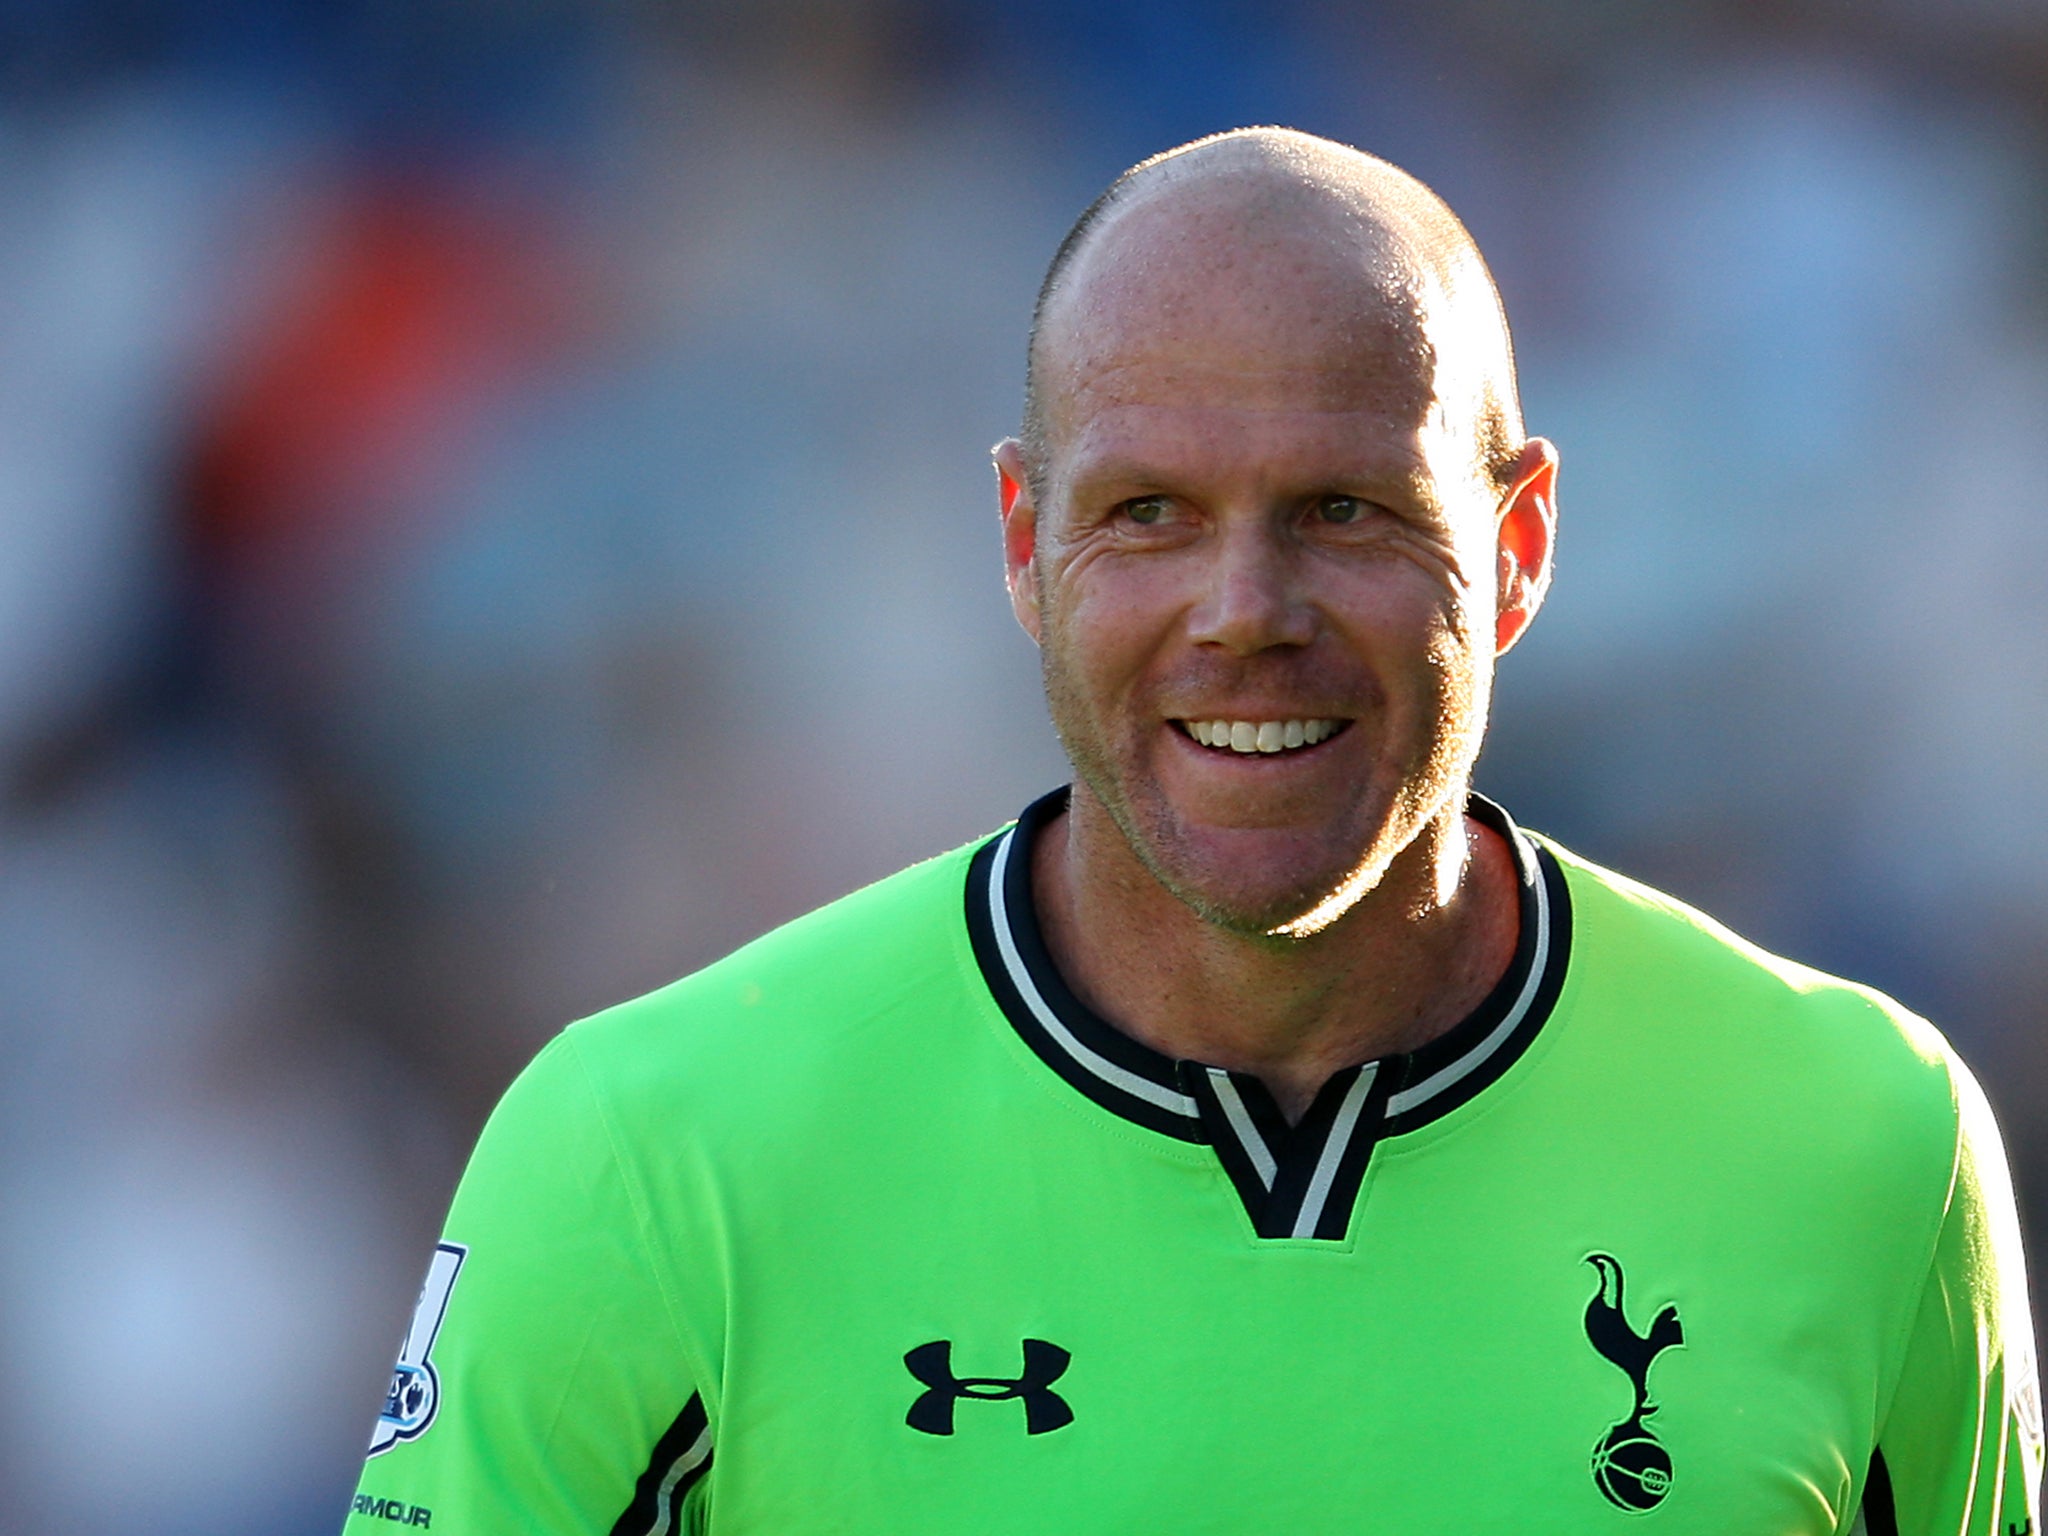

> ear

[
  {"left": 1493, "top": 437, "right": 1558, "bottom": 656},
  {"left": 993, "top": 438, "right": 1043, "bottom": 645}
]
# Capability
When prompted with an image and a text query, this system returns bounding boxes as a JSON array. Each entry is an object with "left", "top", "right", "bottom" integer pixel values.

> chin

[{"left": 1144, "top": 825, "right": 1378, "bottom": 940}]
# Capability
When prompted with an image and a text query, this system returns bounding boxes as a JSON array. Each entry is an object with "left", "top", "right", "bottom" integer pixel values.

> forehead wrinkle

[
  {"left": 1059, "top": 395, "right": 1445, "bottom": 514},
  {"left": 1046, "top": 318, "right": 1446, "bottom": 501}
]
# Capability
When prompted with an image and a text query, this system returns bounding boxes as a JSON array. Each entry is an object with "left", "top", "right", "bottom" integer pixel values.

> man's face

[{"left": 1004, "top": 204, "right": 1546, "bottom": 937}]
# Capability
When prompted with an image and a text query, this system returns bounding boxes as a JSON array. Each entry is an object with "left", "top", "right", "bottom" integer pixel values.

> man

[{"left": 345, "top": 129, "right": 2039, "bottom": 1534}]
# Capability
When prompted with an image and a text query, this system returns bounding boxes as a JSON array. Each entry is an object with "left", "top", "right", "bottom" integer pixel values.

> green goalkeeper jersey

[{"left": 345, "top": 792, "right": 2040, "bottom": 1535}]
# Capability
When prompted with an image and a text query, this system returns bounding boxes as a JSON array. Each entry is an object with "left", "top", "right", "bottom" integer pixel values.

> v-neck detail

[{"left": 963, "top": 787, "right": 1573, "bottom": 1241}]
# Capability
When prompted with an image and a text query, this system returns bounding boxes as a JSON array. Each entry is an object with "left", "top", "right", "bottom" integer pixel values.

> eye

[
  {"left": 1118, "top": 496, "right": 1172, "bottom": 526},
  {"left": 1313, "top": 496, "right": 1369, "bottom": 525}
]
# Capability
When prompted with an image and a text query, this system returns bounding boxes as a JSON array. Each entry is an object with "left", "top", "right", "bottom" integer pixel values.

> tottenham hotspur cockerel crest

[{"left": 1583, "top": 1253, "right": 1685, "bottom": 1513}]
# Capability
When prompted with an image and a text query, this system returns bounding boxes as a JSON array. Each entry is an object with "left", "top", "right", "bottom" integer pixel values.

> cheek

[
  {"left": 1040, "top": 609, "right": 1142, "bottom": 722},
  {"left": 1323, "top": 562, "right": 1472, "bottom": 658},
  {"left": 1046, "top": 557, "right": 1183, "bottom": 673}
]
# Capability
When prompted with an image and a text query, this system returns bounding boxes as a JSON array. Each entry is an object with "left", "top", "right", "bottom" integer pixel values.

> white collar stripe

[
  {"left": 988, "top": 828, "right": 1200, "bottom": 1119},
  {"left": 968, "top": 790, "right": 1570, "bottom": 1242},
  {"left": 1291, "top": 1063, "right": 1380, "bottom": 1239},
  {"left": 1206, "top": 1069, "right": 1277, "bottom": 1189},
  {"left": 1385, "top": 826, "right": 1551, "bottom": 1118}
]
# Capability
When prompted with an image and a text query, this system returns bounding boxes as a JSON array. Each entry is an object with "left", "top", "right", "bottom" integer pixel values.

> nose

[{"left": 1185, "top": 522, "right": 1316, "bottom": 655}]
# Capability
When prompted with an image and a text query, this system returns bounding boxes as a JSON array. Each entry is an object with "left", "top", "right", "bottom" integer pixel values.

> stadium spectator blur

[{"left": 1, "top": 1, "right": 2044, "bottom": 1529}]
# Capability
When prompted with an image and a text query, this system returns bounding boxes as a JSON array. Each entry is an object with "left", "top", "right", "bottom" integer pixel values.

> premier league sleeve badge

[{"left": 369, "top": 1242, "right": 467, "bottom": 1456}]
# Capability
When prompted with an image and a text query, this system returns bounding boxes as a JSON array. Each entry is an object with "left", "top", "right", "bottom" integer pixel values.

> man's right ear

[{"left": 992, "top": 439, "right": 1042, "bottom": 644}]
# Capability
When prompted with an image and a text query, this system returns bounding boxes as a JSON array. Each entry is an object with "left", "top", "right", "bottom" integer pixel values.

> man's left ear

[{"left": 1494, "top": 438, "right": 1558, "bottom": 656}]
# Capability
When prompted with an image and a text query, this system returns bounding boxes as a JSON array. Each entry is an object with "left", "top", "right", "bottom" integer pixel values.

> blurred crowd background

[{"left": 2, "top": 1, "right": 2046, "bottom": 1530}]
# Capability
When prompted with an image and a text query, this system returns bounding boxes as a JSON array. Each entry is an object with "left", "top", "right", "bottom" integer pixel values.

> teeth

[{"left": 1183, "top": 718, "right": 1343, "bottom": 754}]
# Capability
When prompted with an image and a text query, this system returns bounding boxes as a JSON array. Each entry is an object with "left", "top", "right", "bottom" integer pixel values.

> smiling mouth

[{"left": 1175, "top": 718, "right": 1349, "bottom": 755}]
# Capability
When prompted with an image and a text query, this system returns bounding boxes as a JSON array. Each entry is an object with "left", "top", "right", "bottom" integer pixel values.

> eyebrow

[{"left": 1064, "top": 452, "right": 1444, "bottom": 512}]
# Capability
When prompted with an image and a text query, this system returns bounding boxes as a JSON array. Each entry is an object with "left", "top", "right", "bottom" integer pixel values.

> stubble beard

[{"left": 1038, "top": 616, "right": 1493, "bottom": 942}]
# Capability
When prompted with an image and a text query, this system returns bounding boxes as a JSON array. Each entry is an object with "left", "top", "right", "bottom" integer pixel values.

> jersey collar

[{"left": 964, "top": 787, "right": 1573, "bottom": 1240}]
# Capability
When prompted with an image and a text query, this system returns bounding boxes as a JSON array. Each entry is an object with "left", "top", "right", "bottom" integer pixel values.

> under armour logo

[{"left": 903, "top": 1339, "right": 1074, "bottom": 1436}]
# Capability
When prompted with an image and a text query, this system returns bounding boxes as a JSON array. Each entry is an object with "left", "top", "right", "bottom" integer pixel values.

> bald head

[{"left": 1021, "top": 128, "right": 1524, "bottom": 502}]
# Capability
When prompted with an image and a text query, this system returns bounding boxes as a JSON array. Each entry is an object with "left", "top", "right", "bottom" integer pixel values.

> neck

[{"left": 1032, "top": 788, "right": 1521, "bottom": 1123}]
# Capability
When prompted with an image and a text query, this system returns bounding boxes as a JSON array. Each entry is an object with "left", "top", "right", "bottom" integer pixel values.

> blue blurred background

[{"left": 2, "top": 2, "right": 2044, "bottom": 1530}]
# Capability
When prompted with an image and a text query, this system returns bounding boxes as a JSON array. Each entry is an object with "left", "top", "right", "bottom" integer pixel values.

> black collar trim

[{"left": 963, "top": 787, "right": 1573, "bottom": 1240}]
